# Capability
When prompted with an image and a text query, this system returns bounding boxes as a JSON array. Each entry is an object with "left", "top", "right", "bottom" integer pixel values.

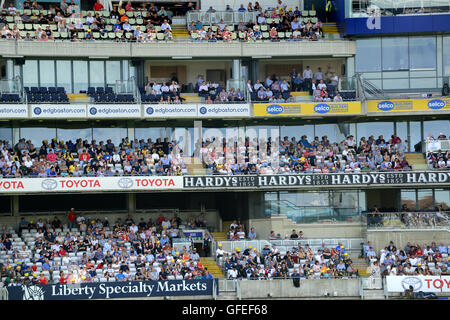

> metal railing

[{"left": 366, "top": 211, "right": 450, "bottom": 229}]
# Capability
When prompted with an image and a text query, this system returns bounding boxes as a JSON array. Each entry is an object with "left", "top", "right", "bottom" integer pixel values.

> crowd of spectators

[
  {"left": 189, "top": 2, "right": 324, "bottom": 42},
  {"left": 0, "top": 0, "right": 174, "bottom": 42},
  {"left": 0, "top": 210, "right": 214, "bottom": 286},
  {"left": 0, "top": 132, "right": 415, "bottom": 178},
  {"left": 426, "top": 132, "right": 449, "bottom": 170},
  {"left": 217, "top": 239, "right": 359, "bottom": 280},
  {"left": 367, "top": 205, "right": 449, "bottom": 228},
  {"left": 363, "top": 240, "right": 449, "bottom": 277},
  {"left": 142, "top": 78, "right": 184, "bottom": 104},
  {"left": 202, "top": 133, "right": 412, "bottom": 175},
  {"left": 0, "top": 136, "right": 186, "bottom": 178}
]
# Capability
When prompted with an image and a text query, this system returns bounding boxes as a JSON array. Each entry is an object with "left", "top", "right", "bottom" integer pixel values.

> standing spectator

[
  {"left": 302, "top": 66, "right": 313, "bottom": 92},
  {"left": 67, "top": 208, "right": 76, "bottom": 229}
]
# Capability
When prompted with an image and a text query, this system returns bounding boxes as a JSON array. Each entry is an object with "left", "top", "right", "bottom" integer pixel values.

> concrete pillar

[
  {"left": 126, "top": 120, "right": 134, "bottom": 141},
  {"left": 11, "top": 195, "right": 19, "bottom": 217},
  {"left": 193, "top": 120, "right": 202, "bottom": 158},
  {"left": 232, "top": 59, "right": 241, "bottom": 81},
  {"left": 251, "top": 59, "right": 259, "bottom": 83},
  {"left": 126, "top": 193, "right": 136, "bottom": 215},
  {"left": 6, "top": 59, "right": 14, "bottom": 80},
  {"left": 12, "top": 122, "right": 20, "bottom": 145}
]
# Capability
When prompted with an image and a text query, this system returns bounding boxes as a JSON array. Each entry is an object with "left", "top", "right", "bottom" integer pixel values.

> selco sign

[
  {"left": 386, "top": 276, "right": 450, "bottom": 293},
  {"left": 183, "top": 172, "right": 450, "bottom": 189},
  {"left": 254, "top": 102, "right": 362, "bottom": 116},
  {"left": 367, "top": 98, "right": 450, "bottom": 114},
  {"left": 0, "top": 176, "right": 183, "bottom": 193},
  {"left": 7, "top": 279, "right": 218, "bottom": 300}
]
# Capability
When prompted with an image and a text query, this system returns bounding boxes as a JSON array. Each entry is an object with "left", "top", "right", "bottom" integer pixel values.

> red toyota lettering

[
  {"left": 433, "top": 279, "right": 443, "bottom": 289},
  {"left": 424, "top": 279, "right": 432, "bottom": 288}
]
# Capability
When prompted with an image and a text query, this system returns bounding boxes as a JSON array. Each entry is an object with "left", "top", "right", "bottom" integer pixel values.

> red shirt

[
  {"left": 59, "top": 276, "right": 67, "bottom": 284},
  {"left": 80, "top": 152, "right": 90, "bottom": 162},
  {"left": 31, "top": 265, "right": 37, "bottom": 272},
  {"left": 59, "top": 248, "right": 67, "bottom": 257},
  {"left": 68, "top": 211, "right": 76, "bottom": 222},
  {"left": 39, "top": 277, "right": 48, "bottom": 285},
  {"left": 93, "top": 2, "right": 103, "bottom": 11}
]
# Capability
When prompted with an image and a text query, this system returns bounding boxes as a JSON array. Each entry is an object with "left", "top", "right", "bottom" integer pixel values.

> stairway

[
  {"left": 184, "top": 156, "right": 207, "bottom": 175},
  {"left": 67, "top": 93, "right": 91, "bottom": 104},
  {"left": 171, "top": 24, "right": 191, "bottom": 42},
  {"left": 405, "top": 152, "right": 428, "bottom": 171},
  {"left": 290, "top": 91, "right": 313, "bottom": 102},
  {"left": 200, "top": 257, "right": 225, "bottom": 279},
  {"left": 211, "top": 232, "right": 228, "bottom": 242},
  {"left": 180, "top": 92, "right": 203, "bottom": 104},
  {"left": 352, "top": 258, "right": 370, "bottom": 278},
  {"left": 362, "top": 289, "right": 385, "bottom": 300},
  {"left": 322, "top": 22, "right": 341, "bottom": 40}
]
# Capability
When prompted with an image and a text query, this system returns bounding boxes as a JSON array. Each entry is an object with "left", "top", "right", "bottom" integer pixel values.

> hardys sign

[
  {"left": 7, "top": 279, "right": 218, "bottom": 300},
  {"left": 183, "top": 172, "right": 450, "bottom": 189}
]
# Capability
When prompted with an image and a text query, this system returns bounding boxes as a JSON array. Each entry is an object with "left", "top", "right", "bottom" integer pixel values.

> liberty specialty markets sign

[{"left": 8, "top": 279, "right": 217, "bottom": 300}]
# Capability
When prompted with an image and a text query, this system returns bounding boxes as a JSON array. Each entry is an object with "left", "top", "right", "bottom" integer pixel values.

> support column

[
  {"left": 193, "top": 120, "right": 202, "bottom": 158},
  {"left": 126, "top": 120, "right": 134, "bottom": 141},
  {"left": 6, "top": 59, "right": 14, "bottom": 80},
  {"left": 127, "top": 193, "right": 136, "bottom": 215},
  {"left": 11, "top": 195, "right": 19, "bottom": 217},
  {"left": 12, "top": 122, "right": 20, "bottom": 145}
]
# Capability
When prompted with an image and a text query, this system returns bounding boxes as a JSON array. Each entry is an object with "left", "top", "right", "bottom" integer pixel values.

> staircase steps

[
  {"left": 184, "top": 156, "right": 206, "bottom": 175},
  {"left": 211, "top": 232, "right": 228, "bottom": 242},
  {"left": 67, "top": 93, "right": 90, "bottom": 104},
  {"left": 180, "top": 92, "right": 203, "bottom": 104},
  {"left": 322, "top": 22, "right": 341, "bottom": 40},
  {"left": 290, "top": 91, "right": 313, "bottom": 102},
  {"left": 172, "top": 24, "right": 191, "bottom": 42},
  {"left": 200, "top": 257, "right": 225, "bottom": 279},
  {"left": 405, "top": 152, "right": 427, "bottom": 171},
  {"left": 352, "top": 258, "right": 370, "bottom": 278}
]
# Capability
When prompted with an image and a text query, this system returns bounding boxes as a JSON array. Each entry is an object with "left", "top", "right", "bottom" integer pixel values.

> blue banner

[{"left": 7, "top": 279, "right": 218, "bottom": 300}]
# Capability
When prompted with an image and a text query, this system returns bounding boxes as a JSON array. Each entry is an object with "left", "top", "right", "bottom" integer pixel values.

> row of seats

[
  {"left": 90, "top": 93, "right": 135, "bottom": 103},
  {"left": 24, "top": 86, "right": 66, "bottom": 94},
  {"left": 26, "top": 93, "right": 69, "bottom": 103},
  {"left": 0, "top": 93, "right": 21, "bottom": 103}
]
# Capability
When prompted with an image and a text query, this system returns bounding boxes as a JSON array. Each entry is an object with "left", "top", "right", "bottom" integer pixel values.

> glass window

[
  {"left": 22, "top": 60, "right": 38, "bottom": 87},
  {"left": 409, "top": 121, "right": 422, "bottom": 147},
  {"left": 444, "top": 36, "right": 450, "bottom": 76},
  {"left": 39, "top": 60, "right": 55, "bottom": 87},
  {"left": 264, "top": 192, "right": 279, "bottom": 216},
  {"left": 122, "top": 60, "right": 129, "bottom": 81},
  {"left": 401, "top": 190, "right": 416, "bottom": 210},
  {"left": 382, "top": 37, "right": 409, "bottom": 71},
  {"left": 20, "top": 127, "right": 57, "bottom": 147},
  {"left": 93, "top": 128, "right": 127, "bottom": 145},
  {"left": 172, "top": 127, "right": 194, "bottom": 157},
  {"left": 0, "top": 128, "right": 12, "bottom": 142},
  {"left": 106, "top": 61, "right": 121, "bottom": 86},
  {"left": 56, "top": 60, "right": 72, "bottom": 92},
  {"left": 418, "top": 189, "right": 434, "bottom": 210},
  {"left": 280, "top": 125, "right": 314, "bottom": 142},
  {"left": 89, "top": 61, "right": 105, "bottom": 88},
  {"left": 356, "top": 122, "right": 394, "bottom": 143},
  {"left": 315, "top": 124, "right": 347, "bottom": 144},
  {"left": 356, "top": 39, "right": 382, "bottom": 72},
  {"left": 135, "top": 128, "right": 172, "bottom": 141},
  {"left": 409, "top": 36, "right": 437, "bottom": 70},
  {"left": 57, "top": 128, "right": 92, "bottom": 143},
  {"left": 424, "top": 120, "right": 450, "bottom": 140},
  {"left": 73, "top": 60, "right": 88, "bottom": 93},
  {"left": 434, "top": 189, "right": 450, "bottom": 210},
  {"left": 395, "top": 121, "right": 408, "bottom": 145}
]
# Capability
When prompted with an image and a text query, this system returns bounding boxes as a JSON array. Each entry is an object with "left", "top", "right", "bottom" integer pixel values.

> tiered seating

[
  {"left": 87, "top": 87, "right": 136, "bottom": 103},
  {"left": 0, "top": 93, "right": 21, "bottom": 103},
  {"left": 24, "top": 87, "right": 69, "bottom": 103}
]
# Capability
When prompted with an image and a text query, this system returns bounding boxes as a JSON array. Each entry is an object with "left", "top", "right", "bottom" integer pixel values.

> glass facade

[
  {"left": 355, "top": 35, "right": 444, "bottom": 90},
  {"left": 264, "top": 190, "right": 366, "bottom": 223},
  {"left": 401, "top": 189, "right": 450, "bottom": 211},
  {"left": 21, "top": 59, "right": 131, "bottom": 93}
]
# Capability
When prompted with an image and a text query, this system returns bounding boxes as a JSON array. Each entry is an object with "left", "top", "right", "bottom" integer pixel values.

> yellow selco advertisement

[
  {"left": 253, "top": 102, "right": 362, "bottom": 116},
  {"left": 367, "top": 98, "right": 450, "bottom": 113}
]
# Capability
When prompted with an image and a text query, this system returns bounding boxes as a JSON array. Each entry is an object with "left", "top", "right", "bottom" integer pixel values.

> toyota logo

[
  {"left": 118, "top": 178, "right": 133, "bottom": 189},
  {"left": 401, "top": 277, "right": 422, "bottom": 291},
  {"left": 199, "top": 107, "right": 207, "bottom": 114},
  {"left": 89, "top": 107, "right": 98, "bottom": 115},
  {"left": 41, "top": 179, "right": 58, "bottom": 190},
  {"left": 146, "top": 107, "right": 154, "bottom": 115},
  {"left": 33, "top": 107, "right": 42, "bottom": 115}
]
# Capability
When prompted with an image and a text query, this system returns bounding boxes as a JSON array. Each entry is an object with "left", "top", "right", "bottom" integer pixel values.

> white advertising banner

[
  {"left": 143, "top": 104, "right": 198, "bottom": 118},
  {"left": 197, "top": 104, "right": 251, "bottom": 118},
  {"left": 386, "top": 276, "right": 450, "bottom": 293},
  {"left": 30, "top": 104, "right": 87, "bottom": 118},
  {"left": 0, "top": 104, "right": 28, "bottom": 118},
  {"left": 0, "top": 176, "right": 183, "bottom": 193},
  {"left": 87, "top": 104, "right": 141, "bottom": 118}
]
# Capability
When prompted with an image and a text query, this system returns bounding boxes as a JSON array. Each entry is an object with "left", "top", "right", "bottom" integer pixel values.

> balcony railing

[{"left": 365, "top": 211, "right": 450, "bottom": 230}]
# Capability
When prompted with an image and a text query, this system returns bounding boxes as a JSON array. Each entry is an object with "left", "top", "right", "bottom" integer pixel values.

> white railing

[{"left": 426, "top": 139, "right": 450, "bottom": 152}]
